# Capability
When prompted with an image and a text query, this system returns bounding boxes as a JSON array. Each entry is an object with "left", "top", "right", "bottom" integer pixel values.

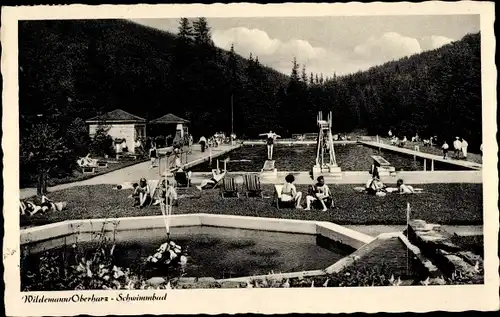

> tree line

[{"left": 18, "top": 18, "right": 481, "bottom": 189}]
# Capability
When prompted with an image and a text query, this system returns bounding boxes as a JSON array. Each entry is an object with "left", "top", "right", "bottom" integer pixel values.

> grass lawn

[
  {"left": 21, "top": 158, "right": 149, "bottom": 189},
  {"left": 20, "top": 183, "right": 483, "bottom": 228}
]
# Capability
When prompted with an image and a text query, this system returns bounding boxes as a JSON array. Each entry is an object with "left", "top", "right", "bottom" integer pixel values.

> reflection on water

[
  {"left": 189, "top": 144, "right": 468, "bottom": 172},
  {"left": 24, "top": 226, "right": 350, "bottom": 280}
]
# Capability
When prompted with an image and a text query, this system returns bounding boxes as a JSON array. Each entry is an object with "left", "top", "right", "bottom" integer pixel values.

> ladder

[{"left": 315, "top": 111, "right": 337, "bottom": 168}]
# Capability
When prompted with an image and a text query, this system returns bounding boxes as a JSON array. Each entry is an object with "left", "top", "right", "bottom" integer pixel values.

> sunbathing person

[
  {"left": 20, "top": 196, "right": 67, "bottom": 216},
  {"left": 305, "top": 176, "right": 332, "bottom": 211},
  {"left": 281, "top": 174, "right": 303, "bottom": 209},
  {"left": 132, "top": 178, "right": 151, "bottom": 208},
  {"left": 365, "top": 176, "right": 387, "bottom": 196},
  {"left": 196, "top": 169, "right": 226, "bottom": 190},
  {"left": 397, "top": 179, "right": 416, "bottom": 194}
]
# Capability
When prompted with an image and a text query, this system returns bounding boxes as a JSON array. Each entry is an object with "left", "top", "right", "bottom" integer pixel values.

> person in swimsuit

[
  {"left": 305, "top": 176, "right": 332, "bottom": 211},
  {"left": 259, "top": 130, "right": 280, "bottom": 160},
  {"left": 397, "top": 179, "right": 415, "bottom": 194},
  {"left": 196, "top": 169, "right": 226, "bottom": 190},
  {"left": 149, "top": 144, "right": 158, "bottom": 168},
  {"left": 280, "top": 174, "right": 303, "bottom": 209},
  {"left": 132, "top": 178, "right": 151, "bottom": 208}
]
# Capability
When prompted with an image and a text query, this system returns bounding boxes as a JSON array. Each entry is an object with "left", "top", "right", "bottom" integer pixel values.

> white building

[{"left": 86, "top": 109, "right": 147, "bottom": 154}]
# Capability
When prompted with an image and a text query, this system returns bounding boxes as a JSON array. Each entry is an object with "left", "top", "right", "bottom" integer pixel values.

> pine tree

[
  {"left": 228, "top": 43, "right": 238, "bottom": 81},
  {"left": 301, "top": 64, "right": 308, "bottom": 83},
  {"left": 290, "top": 57, "right": 300, "bottom": 83},
  {"left": 319, "top": 73, "right": 324, "bottom": 85},
  {"left": 192, "top": 17, "right": 213, "bottom": 46},
  {"left": 310, "top": 72, "right": 314, "bottom": 85},
  {"left": 315, "top": 74, "right": 319, "bottom": 84},
  {"left": 178, "top": 18, "right": 193, "bottom": 41}
]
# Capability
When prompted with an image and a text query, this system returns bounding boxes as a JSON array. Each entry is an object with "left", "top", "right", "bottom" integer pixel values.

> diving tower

[{"left": 312, "top": 111, "right": 342, "bottom": 180}]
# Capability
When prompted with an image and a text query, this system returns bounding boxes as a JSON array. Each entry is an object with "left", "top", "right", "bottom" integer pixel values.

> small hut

[
  {"left": 86, "top": 109, "right": 146, "bottom": 153},
  {"left": 149, "top": 113, "right": 190, "bottom": 147}
]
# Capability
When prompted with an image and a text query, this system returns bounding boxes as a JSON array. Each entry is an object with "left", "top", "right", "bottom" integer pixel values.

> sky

[{"left": 131, "top": 15, "right": 480, "bottom": 76}]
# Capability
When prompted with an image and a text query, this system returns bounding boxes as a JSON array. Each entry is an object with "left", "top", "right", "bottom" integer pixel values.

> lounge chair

[
  {"left": 273, "top": 184, "right": 295, "bottom": 210},
  {"left": 244, "top": 174, "right": 263, "bottom": 198},
  {"left": 220, "top": 177, "right": 239, "bottom": 198},
  {"left": 174, "top": 171, "right": 191, "bottom": 188}
]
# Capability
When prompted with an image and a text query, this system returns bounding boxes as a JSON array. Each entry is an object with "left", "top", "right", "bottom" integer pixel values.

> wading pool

[{"left": 22, "top": 226, "right": 353, "bottom": 286}]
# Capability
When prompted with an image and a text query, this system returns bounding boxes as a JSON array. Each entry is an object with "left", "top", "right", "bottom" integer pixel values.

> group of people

[
  {"left": 128, "top": 177, "right": 179, "bottom": 209},
  {"left": 197, "top": 132, "right": 236, "bottom": 153},
  {"left": 279, "top": 174, "right": 333, "bottom": 211},
  {"left": 441, "top": 137, "right": 469, "bottom": 159}
]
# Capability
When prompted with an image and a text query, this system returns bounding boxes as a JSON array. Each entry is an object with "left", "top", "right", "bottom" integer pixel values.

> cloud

[
  {"left": 420, "top": 35, "right": 454, "bottom": 51},
  {"left": 353, "top": 32, "right": 422, "bottom": 62},
  {"left": 212, "top": 27, "right": 454, "bottom": 77}
]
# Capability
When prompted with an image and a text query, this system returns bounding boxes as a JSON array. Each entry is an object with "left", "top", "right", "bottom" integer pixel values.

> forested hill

[
  {"left": 18, "top": 19, "right": 289, "bottom": 138},
  {"left": 325, "top": 32, "right": 481, "bottom": 149},
  {"left": 19, "top": 19, "right": 481, "bottom": 148}
]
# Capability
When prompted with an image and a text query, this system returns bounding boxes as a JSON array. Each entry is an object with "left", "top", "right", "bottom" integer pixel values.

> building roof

[
  {"left": 86, "top": 109, "right": 146, "bottom": 124},
  {"left": 149, "top": 113, "right": 190, "bottom": 124}
]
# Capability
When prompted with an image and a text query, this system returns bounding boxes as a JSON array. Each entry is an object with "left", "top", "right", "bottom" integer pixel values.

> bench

[
  {"left": 81, "top": 166, "right": 96, "bottom": 174},
  {"left": 360, "top": 136, "right": 373, "bottom": 141},
  {"left": 97, "top": 161, "right": 108, "bottom": 168},
  {"left": 303, "top": 133, "right": 318, "bottom": 140}
]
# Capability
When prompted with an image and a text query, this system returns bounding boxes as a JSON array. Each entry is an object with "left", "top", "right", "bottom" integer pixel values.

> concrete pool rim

[{"left": 20, "top": 214, "right": 439, "bottom": 284}]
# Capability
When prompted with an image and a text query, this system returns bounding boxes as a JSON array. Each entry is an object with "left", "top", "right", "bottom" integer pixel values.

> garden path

[{"left": 19, "top": 144, "right": 239, "bottom": 199}]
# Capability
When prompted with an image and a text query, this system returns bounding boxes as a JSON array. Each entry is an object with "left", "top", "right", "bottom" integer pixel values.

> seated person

[
  {"left": 305, "top": 176, "right": 332, "bottom": 211},
  {"left": 397, "top": 179, "right": 415, "bottom": 194},
  {"left": 156, "top": 179, "right": 179, "bottom": 207},
  {"left": 280, "top": 174, "right": 303, "bottom": 209},
  {"left": 132, "top": 178, "right": 151, "bottom": 208},
  {"left": 365, "top": 176, "right": 386, "bottom": 195},
  {"left": 196, "top": 169, "right": 226, "bottom": 190}
]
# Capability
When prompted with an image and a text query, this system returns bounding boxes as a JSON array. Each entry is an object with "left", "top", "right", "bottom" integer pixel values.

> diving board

[
  {"left": 370, "top": 155, "right": 396, "bottom": 176},
  {"left": 371, "top": 155, "right": 391, "bottom": 166}
]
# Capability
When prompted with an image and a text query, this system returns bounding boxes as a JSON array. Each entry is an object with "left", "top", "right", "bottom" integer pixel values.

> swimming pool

[{"left": 189, "top": 144, "right": 469, "bottom": 172}]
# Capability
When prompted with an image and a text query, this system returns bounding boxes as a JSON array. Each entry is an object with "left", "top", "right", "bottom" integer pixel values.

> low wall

[{"left": 20, "top": 214, "right": 373, "bottom": 251}]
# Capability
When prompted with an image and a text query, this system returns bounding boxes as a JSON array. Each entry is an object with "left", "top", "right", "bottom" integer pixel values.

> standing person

[
  {"left": 388, "top": 129, "right": 393, "bottom": 138},
  {"left": 442, "top": 141, "right": 449, "bottom": 159},
  {"left": 188, "top": 134, "right": 193, "bottom": 154},
  {"left": 259, "top": 130, "right": 281, "bottom": 160},
  {"left": 453, "top": 137, "right": 462, "bottom": 159},
  {"left": 461, "top": 138, "right": 469, "bottom": 159},
  {"left": 149, "top": 144, "right": 158, "bottom": 168},
  {"left": 199, "top": 136, "right": 207, "bottom": 153}
]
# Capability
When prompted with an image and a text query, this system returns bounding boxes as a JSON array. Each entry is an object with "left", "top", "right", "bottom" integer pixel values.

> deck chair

[
  {"left": 147, "top": 179, "right": 161, "bottom": 206},
  {"left": 244, "top": 174, "right": 263, "bottom": 198},
  {"left": 273, "top": 184, "right": 295, "bottom": 210},
  {"left": 174, "top": 171, "right": 191, "bottom": 188},
  {"left": 220, "top": 177, "right": 239, "bottom": 198}
]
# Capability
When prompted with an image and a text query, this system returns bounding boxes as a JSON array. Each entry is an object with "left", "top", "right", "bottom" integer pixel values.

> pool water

[
  {"left": 23, "top": 226, "right": 351, "bottom": 281},
  {"left": 189, "top": 144, "right": 468, "bottom": 172}
]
